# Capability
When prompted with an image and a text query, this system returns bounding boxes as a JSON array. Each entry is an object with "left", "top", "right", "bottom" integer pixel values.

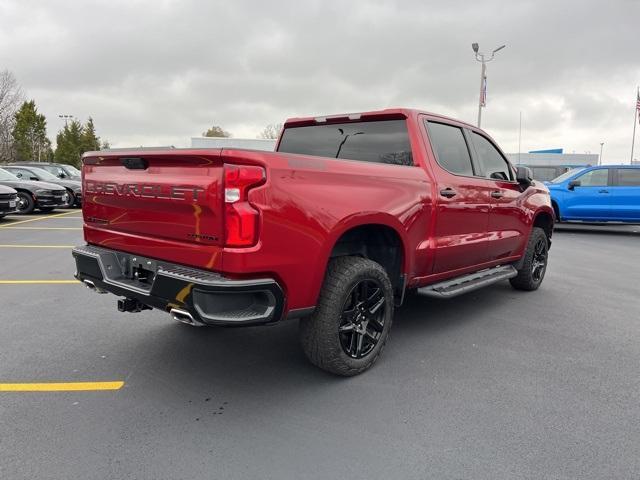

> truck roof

[{"left": 283, "top": 107, "right": 478, "bottom": 130}]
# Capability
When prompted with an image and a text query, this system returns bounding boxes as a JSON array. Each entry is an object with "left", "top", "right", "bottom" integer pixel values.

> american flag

[{"left": 637, "top": 89, "right": 640, "bottom": 123}]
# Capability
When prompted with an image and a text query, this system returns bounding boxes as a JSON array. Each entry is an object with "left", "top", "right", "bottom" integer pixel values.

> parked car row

[
  {"left": 547, "top": 165, "right": 640, "bottom": 223},
  {"left": 0, "top": 167, "right": 71, "bottom": 214},
  {"left": 2, "top": 165, "right": 82, "bottom": 207}
]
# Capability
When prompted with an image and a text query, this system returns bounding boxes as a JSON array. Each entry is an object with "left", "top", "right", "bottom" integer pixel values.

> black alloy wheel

[
  {"left": 299, "top": 256, "right": 394, "bottom": 376},
  {"left": 339, "top": 279, "right": 386, "bottom": 359},
  {"left": 510, "top": 226, "right": 549, "bottom": 291},
  {"left": 531, "top": 237, "right": 548, "bottom": 282}
]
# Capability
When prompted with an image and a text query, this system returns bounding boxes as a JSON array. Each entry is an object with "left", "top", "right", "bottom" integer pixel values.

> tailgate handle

[{"left": 121, "top": 157, "right": 148, "bottom": 170}]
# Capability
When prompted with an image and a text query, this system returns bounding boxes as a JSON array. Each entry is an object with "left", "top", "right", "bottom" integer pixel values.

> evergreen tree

[
  {"left": 80, "top": 117, "right": 101, "bottom": 152},
  {"left": 54, "top": 117, "right": 103, "bottom": 167},
  {"left": 11, "top": 100, "right": 51, "bottom": 161},
  {"left": 54, "top": 120, "right": 83, "bottom": 167}
]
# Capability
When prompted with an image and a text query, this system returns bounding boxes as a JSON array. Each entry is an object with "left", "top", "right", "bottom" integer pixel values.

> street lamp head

[
  {"left": 472, "top": 43, "right": 479, "bottom": 53},
  {"left": 492, "top": 44, "right": 506, "bottom": 54}
]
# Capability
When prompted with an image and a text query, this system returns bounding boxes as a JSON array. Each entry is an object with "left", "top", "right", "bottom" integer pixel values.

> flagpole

[{"left": 632, "top": 86, "right": 638, "bottom": 165}]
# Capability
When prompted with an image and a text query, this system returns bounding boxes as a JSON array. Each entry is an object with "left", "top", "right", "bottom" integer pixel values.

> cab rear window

[{"left": 277, "top": 119, "right": 413, "bottom": 166}]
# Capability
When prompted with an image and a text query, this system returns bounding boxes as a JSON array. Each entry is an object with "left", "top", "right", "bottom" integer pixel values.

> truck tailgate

[{"left": 82, "top": 150, "right": 224, "bottom": 255}]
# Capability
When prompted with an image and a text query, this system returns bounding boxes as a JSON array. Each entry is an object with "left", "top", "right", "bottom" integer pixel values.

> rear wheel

[
  {"left": 510, "top": 227, "right": 549, "bottom": 291},
  {"left": 299, "top": 256, "right": 394, "bottom": 376},
  {"left": 16, "top": 192, "right": 35, "bottom": 214}
]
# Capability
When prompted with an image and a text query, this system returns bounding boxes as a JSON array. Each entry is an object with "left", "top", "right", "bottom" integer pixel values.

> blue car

[{"left": 546, "top": 165, "right": 640, "bottom": 222}]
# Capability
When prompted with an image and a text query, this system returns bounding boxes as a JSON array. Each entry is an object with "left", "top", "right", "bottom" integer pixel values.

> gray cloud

[{"left": 1, "top": 0, "right": 639, "bottom": 160}]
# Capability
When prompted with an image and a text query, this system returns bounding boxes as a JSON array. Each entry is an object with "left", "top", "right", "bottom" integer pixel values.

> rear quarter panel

[{"left": 219, "top": 149, "right": 432, "bottom": 310}]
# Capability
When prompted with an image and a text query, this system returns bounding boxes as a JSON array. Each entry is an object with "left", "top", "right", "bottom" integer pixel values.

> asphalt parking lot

[{"left": 1, "top": 213, "right": 639, "bottom": 480}]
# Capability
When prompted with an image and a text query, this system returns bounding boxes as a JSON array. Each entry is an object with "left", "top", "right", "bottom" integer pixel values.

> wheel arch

[
  {"left": 532, "top": 208, "right": 555, "bottom": 248},
  {"left": 550, "top": 199, "right": 560, "bottom": 222},
  {"left": 13, "top": 188, "right": 37, "bottom": 203},
  {"left": 321, "top": 216, "right": 409, "bottom": 304}
]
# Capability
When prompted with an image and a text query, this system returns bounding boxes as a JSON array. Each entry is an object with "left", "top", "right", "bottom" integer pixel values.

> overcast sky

[{"left": 1, "top": 0, "right": 639, "bottom": 161}]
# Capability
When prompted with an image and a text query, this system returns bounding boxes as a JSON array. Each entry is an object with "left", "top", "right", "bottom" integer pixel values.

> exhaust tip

[
  {"left": 170, "top": 308, "right": 203, "bottom": 327},
  {"left": 83, "top": 279, "right": 107, "bottom": 294}
]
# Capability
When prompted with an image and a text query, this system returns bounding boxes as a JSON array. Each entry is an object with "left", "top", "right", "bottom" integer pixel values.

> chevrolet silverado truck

[{"left": 72, "top": 108, "right": 554, "bottom": 376}]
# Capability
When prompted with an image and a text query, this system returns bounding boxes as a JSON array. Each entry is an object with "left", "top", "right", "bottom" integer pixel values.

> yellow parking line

[
  {"left": 0, "top": 244, "right": 74, "bottom": 248},
  {"left": 0, "top": 280, "right": 80, "bottom": 284},
  {"left": 0, "top": 210, "right": 81, "bottom": 227},
  {"left": 0, "top": 381, "right": 124, "bottom": 392},
  {"left": 3, "top": 215, "right": 82, "bottom": 220},
  {"left": 0, "top": 227, "right": 82, "bottom": 230}
]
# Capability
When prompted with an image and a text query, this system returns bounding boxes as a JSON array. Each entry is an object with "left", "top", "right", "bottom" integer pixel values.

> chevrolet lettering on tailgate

[{"left": 84, "top": 181, "right": 205, "bottom": 201}]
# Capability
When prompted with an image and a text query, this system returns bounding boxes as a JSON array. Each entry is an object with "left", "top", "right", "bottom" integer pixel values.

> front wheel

[
  {"left": 16, "top": 192, "right": 35, "bottom": 214},
  {"left": 62, "top": 190, "right": 75, "bottom": 208},
  {"left": 299, "top": 256, "right": 394, "bottom": 376},
  {"left": 510, "top": 227, "right": 549, "bottom": 291}
]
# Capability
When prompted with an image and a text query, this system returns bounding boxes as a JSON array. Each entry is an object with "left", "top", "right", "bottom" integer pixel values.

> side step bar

[{"left": 418, "top": 265, "right": 518, "bottom": 298}]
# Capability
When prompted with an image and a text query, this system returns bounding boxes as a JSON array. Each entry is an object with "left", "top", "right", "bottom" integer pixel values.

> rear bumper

[{"left": 72, "top": 244, "right": 285, "bottom": 326}]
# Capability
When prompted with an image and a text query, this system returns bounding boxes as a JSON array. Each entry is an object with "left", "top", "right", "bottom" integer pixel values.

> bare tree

[
  {"left": 0, "top": 70, "right": 24, "bottom": 162},
  {"left": 258, "top": 123, "right": 283, "bottom": 140}
]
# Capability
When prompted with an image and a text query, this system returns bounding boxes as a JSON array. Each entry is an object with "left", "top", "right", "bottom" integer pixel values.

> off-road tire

[
  {"left": 16, "top": 191, "right": 35, "bottom": 214},
  {"left": 299, "top": 256, "right": 394, "bottom": 376},
  {"left": 510, "top": 227, "right": 549, "bottom": 291}
]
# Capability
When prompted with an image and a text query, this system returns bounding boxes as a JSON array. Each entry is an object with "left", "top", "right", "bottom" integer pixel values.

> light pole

[
  {"left": 58, "top": 114, "right": 74, "bottom": 127},
  {"left": 599, "top": 142, "right": 604, "bottom": 165},
  {"left": 472, "top": 43, "right": 506, "bottom": 128}
]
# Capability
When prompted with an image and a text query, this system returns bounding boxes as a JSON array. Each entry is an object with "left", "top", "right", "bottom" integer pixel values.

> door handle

[
  {"left": 598, "top": 189, "right": 609, "bottom": 193},
  {"left": 490, "top": 190, "right": 504, "bottom": 199},
  {"left": 439, "top": 188, "right": 457, "bottom": 198}
]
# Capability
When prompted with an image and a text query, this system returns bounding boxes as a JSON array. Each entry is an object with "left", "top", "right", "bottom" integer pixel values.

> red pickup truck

[{"left": 73, "top": 108, "right": 554, "bottom": 375}]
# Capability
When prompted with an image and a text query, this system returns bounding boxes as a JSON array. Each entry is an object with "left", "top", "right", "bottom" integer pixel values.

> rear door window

[
  {"left": 576, "top": 169, "right": 609, "bottom": 186},
  {"left": 425, "top": 121, "right": 474, "bottom": 176},
  {"left": 471, "top": 132, "right": 514, "bottom": 181},
  {"left": 277, "top": 119, "right": 413, "bottom": 166},
  {"left": 616, "top": 168, "right": 640, "bottom": 186}
]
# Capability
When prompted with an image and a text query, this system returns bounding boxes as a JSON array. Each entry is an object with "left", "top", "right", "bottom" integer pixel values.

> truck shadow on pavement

[{"left": 131, "top": 283, "right": 518, "bottom": 389}]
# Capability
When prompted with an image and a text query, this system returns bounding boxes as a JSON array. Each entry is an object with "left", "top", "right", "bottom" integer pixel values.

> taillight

[{"left": 224, "top": 164, "right": 266, "bottom": 247}]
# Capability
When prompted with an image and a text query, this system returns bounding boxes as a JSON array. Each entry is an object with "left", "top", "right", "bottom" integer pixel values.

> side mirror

[
  {"left": 568, "top": 180, "right": 581, "bottom": 190},
  {"left": 515, "top": 166, "right": 533, "bottom": 187},
  {"left": 15, "top": 173, "right": 22, "bottom": 178},
  {"left": 57, "top": 173, "right": 65, "bottom": 178}
]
